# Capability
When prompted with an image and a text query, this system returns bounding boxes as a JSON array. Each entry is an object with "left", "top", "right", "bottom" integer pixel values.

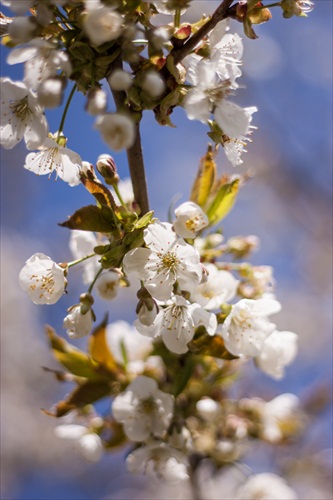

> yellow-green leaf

[
  {"left": 206, "top": 178, "right": 240, "bottom": 226},
  {"left": 190, "top": 146, "right": 216, "bottom": 207},
  {"left": 45, "top": 326, "right": 103, "bottom": 380},
  {"left": 88, "top": 317, "right": 118, "bottom": 373}
]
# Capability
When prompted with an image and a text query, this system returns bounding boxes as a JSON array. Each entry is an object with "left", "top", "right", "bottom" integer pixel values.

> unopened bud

[
  {"left": 108, "top": 69, "right": 132, "bottom": 91},
  {"left": 86, "top": 88, "right": 107, "bottom": 115},
  {"left": 38, "top": 77, "right": 66, "bottom": 109},
  {"left": 96, "top": 154, "right": 119, "bottom": 185}
]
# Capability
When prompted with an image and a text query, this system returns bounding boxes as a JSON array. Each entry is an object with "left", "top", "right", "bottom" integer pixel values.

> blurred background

[{"left": 1, "top": 1, "right": 332, "bottom": 499}]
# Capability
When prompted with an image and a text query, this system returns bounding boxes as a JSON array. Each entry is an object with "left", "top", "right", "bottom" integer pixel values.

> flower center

[
  {"left": 10, "top": 96, "right": 31, "bottom": 120},
  {"left": 160, "top": 252, "right": 180, "bottom": 272},
  {"left": 29, "top": 271, "right": 56, "bottom": 299},
  {"left": 139, "top": 396, "right": 157, "bottom": 415}
]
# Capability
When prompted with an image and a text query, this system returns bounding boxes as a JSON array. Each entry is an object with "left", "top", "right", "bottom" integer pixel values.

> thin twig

[
  {"left": 171, "top": 0, "right": 235, "bottom": 64},
  {"left": 107, "top": 60, "right": 150, "bottom": 215}
]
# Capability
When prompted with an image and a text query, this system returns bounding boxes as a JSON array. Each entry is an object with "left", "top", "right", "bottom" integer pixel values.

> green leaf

[
  {"left": 88, "top": 316, "right": 118, "bottom": 373},
  {"left": 100, "top": 244, "right": 127, "bottom": 269},
  {"left": 190, "top": 146, "right": 216, "bottom": 207},
  {"left": 59, "top": 205, "right": 118, "bottom": 233},
  {"left": 206, "top": 178, "right": 240, "bottom": 226},
  {"left": 135, "top": 211, "right": 154, "bottom": 229},
  {"left": 45, "top": 326, "right": 104, "bottom": 380},
  {"left": 43, "top": 380, "right": 112, "bottom": 417},
  {"left": 172, "top": 356, "right": 195, "bottom": 396}
]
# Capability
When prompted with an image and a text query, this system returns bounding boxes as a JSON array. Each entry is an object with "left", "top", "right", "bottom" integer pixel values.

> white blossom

[
  {"left": 108, "top": 69, "right": 132, "bottom": 91},
  {"left": 173, "top": 201, "right": 209, "bottom": 239},
  {"left": 69, "top": 230, "right": 100, "bottom": 285},
  {"left": 218, "top": 297, "right": 281, "bottom": 357},
  {"left": 256, "top": 330, "right": 298, "bottom": 379},
  {"left": 196, "top": 398, "right": 220, "bottom": 421},
  {"left": 123, "top": 221, "right": 203, "bottom": 301},
  {"left": 83, "top": 5, "right": 123, "bottom": 46},
  {"left": 19, "top": 253, "right": 66, "bottom": 305},
  {"left": 1, "top": 1, "right": 34, "bottom": 14},
  {"left": 24, "top": 133, "right": 82, "bottom": 186},
  {"left": 37, "top": 77, "right": 65, "bottom": 109},
  {"left": 112, "top": 376, "right": 174, "bottom": 441},
  {"left": 54, "top": 424, "right": 103, "bottom": 462},
  {"left": 63, "top": 304, "right": 93, "bottom": 339},
  {"left": 135, "top": 295, "right": 217, "bottom": 355},
  {"left": 190, "top": 263, "right": 239, "bottom": 311},
  {"left": 95, "top": 113, "right": 135, "bottom": 151},
  {"left": 261, "top": 393, "right": 300, "bottom": 443},
  {"left": 85, "top": 88, "right": 107, "bottom": 115},
  {"left": 106, "top": 320, "right": 153, "bottom": 369},
  {"left": 95, "top": 270, "right": 121, "bottom": 300},
  {"left": 7, "top": 39, "right": 72, "bottom": 90},
  {"left": 8, "top": 17, "right": 36, "bottom": 44},
  {"left": 236, "top": 472, "right": 298, "bottom": 500},
  {"left": 0, "top": 77, "right": 48, "bottom": 150},
  {"left": 142, "top": 71, "right": 165, "bottom": 98},
  {"left": 126, "top": 441, "right": 189, "bottom": 482}
]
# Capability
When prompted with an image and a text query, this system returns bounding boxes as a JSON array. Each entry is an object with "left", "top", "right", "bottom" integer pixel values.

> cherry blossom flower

[
  {"left": 218, "top": 297, "right": 281, "bottom": 357},
  {"left": 196, "top": 398, "right": 220, "bottom": 421},
  {"left": 0, "top": 77, "right": 48, "bottom": 150},
  {"left": 235, "top": 472, "right": 297, "bottom": 500},
  {"left": 8, "top": 16, "right": 36, "bottom": 44},
  {"left": 261, "top": 393, "right": 301, "bottom": 443},
  {"left": 95, "top": 113, "right": 135, "bottom": 151},
  {"left": 190, "top": 263, "right": 239, "bottom": 311},
  {"left": 95, "top": 270, "right": 121, "bottom": 301},
  {"left": 173, "top": 201, "right": 209, "bottom": 239},
  {"left": 142, "top": 71, "right": 165, "bottom": 98},
  {"left": 63, "top": 304, "right": 93, "bottom": 339},
  {"left": 7, "top": 39, "right": 72, "bottom": 91},
  {"left": 256, "top": 330, "right": 298, "bottom": 379},
  {"left": 83, "top": 4, "right": 123, "bottom": 47},
  {"left": 135, "top": 295, "right": 217, "bottom": 354},
  {"left": 126, "top": 441, "right": 189, "bottom": 482},
  {"left": 183, "top": 58, "right": 256, "bottom": 138},
  {"left": 108, "top": 69, "right": 132, "bottom": 91},
  {"left": 37, "top": 77, "right": 66, "bottom": 109},
  {"left": 123, "top": 221, "right": 203, "bottom": 301},
  {"left": 85, "top": 88, "right": 107, "bottom": 116},
  {"left": 54, "top": 424, "right": 103, "bottom": 462},
  {"left": 23, "top": 133, "right": 82, "bottom": 186},
  {"left": 19, "top": 253, "right": 66, "bottom": 305},
  {"left": 111, "top": 177, "right": 134, "bottom": 205},
  {"left": 112, "top": 376, "right": 174, "bottom": 441}
]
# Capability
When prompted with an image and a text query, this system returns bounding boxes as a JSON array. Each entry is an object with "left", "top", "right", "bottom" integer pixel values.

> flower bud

[
  {"left": 86, "top": 88, "right": 107, "bottom": 115},
  {"left": 136, "top": 286, "right": 159, "bottom": 326},
  {"left": 108, "top": 69, "right": 132, "bottom": 91},
  {"left": 96, "top": 154, "right": 119, "bottom": 185},
  {"left": 38, "top": 77, "right": 66, "bottom": 109},
  {"left": 141, "top": 71, "right": 165, "bottom": 98}
]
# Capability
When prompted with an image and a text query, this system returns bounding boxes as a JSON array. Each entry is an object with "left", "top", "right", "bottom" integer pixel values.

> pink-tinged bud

[
  {"left": 86, "top": 88, "right": 107, "bottom": 116},
  {"left": 96, "top": 154, "right": 119, "bottom": 185}
]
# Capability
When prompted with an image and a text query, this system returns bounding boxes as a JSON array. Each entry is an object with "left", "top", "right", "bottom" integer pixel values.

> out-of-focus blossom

[
  {"left": 235, "top": 472, "right": 298, "bottom": 499},
  {"left": 83, "top": 4, "right": 123, "bottom": 46},
  {"left": 126, "top": 441, "right": 189, "bottom": 482},
  {"left": 69, "top": 230, "right": 100, "bottom": 285},
  {"left": 19, "top": 253, "right": 66, "bottom": 305},
  {"left": 112, "top": 376, "right": 174, "bottom": 441},
  {"left": 8, "top": 16, "right": 36, "bottom": 44},
  {"left": 261, "top": 393, "right": 301, "bottom": 443},
  {"left": 95, "top": 270, "right": 121, "bottom": 300},
  {"left": 218, "top": 297, "right": 281, "bottom": 357},
  {"left": 85, "top": 88, "right": 107, "bottom": 115},
  {"left": 256, "top": 330, "right": 298, "bottom": 379},
  {"left": 95, "top": 113, "right": 135, "bottom": 151},
  {"left": 196, "top": 398, "right": 220, "bottom": 421},
  {"left": 37, "top": 77, "right": 66, "bottom": 109},
  {"left": 7, "top": 39, "right": 72, "bottom": 90},
  {"left": 54, "top": 424, "right": 103, "bottom": 462},
  {"left": 108, "top": 69, "right": 132, "bottom": 91},
  {"left": 142, "top": 71, "right": 165, "bottom": 98}
]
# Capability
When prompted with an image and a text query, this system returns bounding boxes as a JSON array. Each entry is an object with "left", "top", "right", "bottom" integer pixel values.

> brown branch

[
  {"left": 107, "top": 61, "right": 150, "bottom": 215},
  {"left": 171, "top": 0, "right": 235, "bottom": 65}
]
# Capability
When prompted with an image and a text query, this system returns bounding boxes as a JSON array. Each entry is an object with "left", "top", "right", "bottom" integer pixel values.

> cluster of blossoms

[{"left": 1, "top": 0, "right": 314, "bottom": 498}]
